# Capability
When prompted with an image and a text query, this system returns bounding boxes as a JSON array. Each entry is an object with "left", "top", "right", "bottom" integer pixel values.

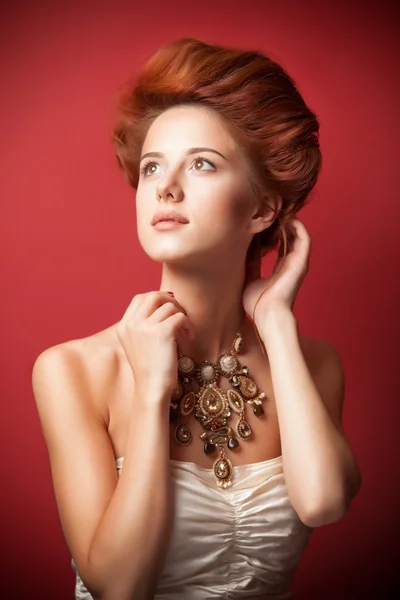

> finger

[
  {"left": 123, "top": 291, "right": 185, "bottom": 322},
  {"left": 288, "top": 219, "right": 311, "bottom": 259},
  {"left": 281, "top": 219, "right": 301, "bottom": 255},
  {"left": 148, "top": 301, "right": 181, "bottom": 322},
  {"left": 162, "top": 310, "right": 195, "bottom": 340},
  {"left": 149, "top": 300, "right": 189, "bottom": 324},
  {"left": 145, "top": 291, "right": 187, "bottom": 318},
  {"left": 290, "top": 218, "right": 311, "bottom": 243}
]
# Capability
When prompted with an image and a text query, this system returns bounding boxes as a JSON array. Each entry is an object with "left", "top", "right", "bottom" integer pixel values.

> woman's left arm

[
  {"left": 259, "top": 309, "right": 362, "bottom": 528},
  {"left": 242, "top": 218, "right": 362, "bottom": 527}
]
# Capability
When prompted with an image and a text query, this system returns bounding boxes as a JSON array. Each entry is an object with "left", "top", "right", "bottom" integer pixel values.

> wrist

[
  {"left": 257, "top": 309, "right": 298, "bottom": 345},
  {"left": 133, "top": 382, "right": 172, "bottom": 411}
]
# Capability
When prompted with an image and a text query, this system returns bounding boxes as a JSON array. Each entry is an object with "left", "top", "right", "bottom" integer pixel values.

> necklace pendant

[
  {"left": 178, "top": 356, "right": 196, "bottom": 377},
  {"left": 179, "top": 391, "right": 196, "bottom": 416},
  {"left": 196, "top": 360, "right": 220, "bottom": 386},
  {"left": 213, "top": 448, "right": 233, "bottom": 488},
  {"left": 200, "top": 425, "right": 233, "bottom": 446},
  {"left": 253, "top": 404, "right": 265, "bottom": 417},
  {"left": 232, "top": 332, "right": 243, "bottom": 354},
  {"left": 173, "top": 315, "right": 268, "bottom": 488},
  {"left": 227, "top": 389, "right": 244, "bottom": 414},
  {"left": 238, "top": 375, "right": 259, "bottom": 399},
  {"left": 175, "top": 423, "right": 192, "bottom": 445},
  {"left": 227, "top": 436, "right": 239, "bottom": 450},
  {"left": 236, "top": 418, "right": 252, "bottom": 439},
  {"left": 204, "top": 442, "right": 216, "bottom": 455},
  {"left": 217, "top": 353, "right": 240, "bottom": 377},
  {"left": 171, "top": 378, "right": 184, "bottom": 402},
  {"left": 197, "top": 383, "right": 228, "bottom": 420}
]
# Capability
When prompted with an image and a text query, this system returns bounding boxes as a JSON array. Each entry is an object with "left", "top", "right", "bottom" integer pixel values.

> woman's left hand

[{"left": 242, "top": 218, "right": 312, "bottom": 326}]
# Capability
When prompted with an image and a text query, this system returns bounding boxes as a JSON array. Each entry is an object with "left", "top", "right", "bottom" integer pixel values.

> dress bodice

[{"left": 72, "top": 455, "right": 312, "bottom": 599}]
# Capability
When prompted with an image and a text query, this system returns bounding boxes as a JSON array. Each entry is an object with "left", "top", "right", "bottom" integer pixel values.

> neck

[{"left": 159, "top": 262, "right": 249, "bottom": 362}]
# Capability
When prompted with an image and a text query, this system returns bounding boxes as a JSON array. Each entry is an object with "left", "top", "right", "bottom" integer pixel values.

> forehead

[{"left": 142, "top": 104, "right": 240, "bottom": 156}]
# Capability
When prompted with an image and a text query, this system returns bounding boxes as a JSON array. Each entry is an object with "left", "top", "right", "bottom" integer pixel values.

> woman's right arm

[{"left": 32, "top": 347, "right": 173, "bottom": 600}]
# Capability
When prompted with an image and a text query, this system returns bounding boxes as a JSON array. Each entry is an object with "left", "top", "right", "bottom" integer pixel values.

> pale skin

[
  {"left": 137, "top": 104, "right": 361, "bottom": 515},
  {"left": 32, "top": 104, "right": 361, "bottom": 600}
]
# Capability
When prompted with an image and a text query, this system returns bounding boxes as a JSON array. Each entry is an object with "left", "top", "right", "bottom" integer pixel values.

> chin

[
  {"left": 140, "top": 242, "right": 193, "bottom": 265},
  {"left": 138, "top": 228, "right": 225, "bottom": 267}
]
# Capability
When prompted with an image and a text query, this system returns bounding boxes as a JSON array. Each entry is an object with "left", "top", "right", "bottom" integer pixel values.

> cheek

[
  {"left": 135, "top": 189, "right": 150, "bottom": 222},
  {"left": 216, "top": 188, "right": 252, "bottom": 230},
  {"left": 199, "top": 176, "right": 250, "bottom": 215},
  {"left": 232, "top": 193, "right": 252, "bottom": 220},
  {"left": 135, "top": 192, "right": 153, "bottom": 247}
]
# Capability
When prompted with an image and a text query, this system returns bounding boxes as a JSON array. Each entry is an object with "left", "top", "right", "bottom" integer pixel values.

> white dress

[{"left": 72, "top": 455, "right": 313, "bottom": 599}]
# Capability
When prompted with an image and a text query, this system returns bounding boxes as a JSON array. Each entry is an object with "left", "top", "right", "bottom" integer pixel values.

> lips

[{"left": 151, "top": 210, "right": 189, "bottom": 225}]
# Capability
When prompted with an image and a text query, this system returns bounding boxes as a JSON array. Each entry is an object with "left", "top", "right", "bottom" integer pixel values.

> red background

[{"left": 1, "top": 1, "right": 398, "bottom": 598}]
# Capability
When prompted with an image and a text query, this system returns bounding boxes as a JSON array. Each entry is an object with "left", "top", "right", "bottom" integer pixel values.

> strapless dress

[{"left": 72, "top": 454, "right": 313, "bottom": 599}]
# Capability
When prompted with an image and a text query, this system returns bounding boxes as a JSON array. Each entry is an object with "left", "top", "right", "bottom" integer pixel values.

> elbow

[
  {"left": 88, "top": 585, "right": 148, "bottom": 600},
  {"left": 81, "top": 547, "right": 162, "bottom": 600},
  {"left": 299, "top": 469, "right": 363, "bottom": 528},
  {"left": 82, "top": 568, "right": 155, "bottom": 600},
  {"left": 298, "top": 496, "right": 349, "bottom": 528}
]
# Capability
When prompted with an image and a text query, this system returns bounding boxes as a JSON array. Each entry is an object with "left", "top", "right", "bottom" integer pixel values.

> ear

[{"left": 247, "top": 192, "right": 282, "bottom": 235}]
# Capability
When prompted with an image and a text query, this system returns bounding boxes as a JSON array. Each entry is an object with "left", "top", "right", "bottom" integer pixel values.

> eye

[
  {"left": 140, "top": 156, "right": 217, "bottom": 177},
  {"left": 140, "top": 161, "right": 161, "bottom": 177},
  {"left": 192, "top": 157, "right": 216, "bottom": 171}
]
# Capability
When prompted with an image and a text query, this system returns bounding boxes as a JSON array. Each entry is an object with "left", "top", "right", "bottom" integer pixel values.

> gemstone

[
  {"left": 180, "top": 392, "right": 196, "bottom": 416},
  {"left": 175, "top": 424, "right": 192, "bottom": 445},
  {"left": 207, "top": 418, "right": 225, "bottom": 430},
  {"left": 178, "top": 356, "right": 195, "bottom": 374},
  {"left": 253, "top": 404, "right": 264, "bottom": 417},
  {"left": 202, "top": 365, "right": 215, "bottom": 380},
  {"left": 227, "top": 389, "right": 244, "bottom": 414},
  {"left": 217, "top": 463, "right": 227, "bottom": 476},
  {"left": 236, "top": 419, "right": 252, "bottom": 439},
  {"left": 204, "top": 442, "right": 216, "bottom": 455},
  {"left": 228, "top": 437, "right": 239, "bottom": 450},
  {"left": 213, "top": 457, "right": 232, "bottom": 481},
  {"left": 233, "top": 334, "right": 243, "bottom": 353},
  {"left": 218, "top": 353, "right": 239, "bottom": 376},
  {"left": 239, "top": 376, "right": 258, "bottom": 399},
  {"left": 199, "top": 387, "right": 226, "bottom": 417},
  {"left": 171, "top": 379, "right": 183, "bottom": 401}
]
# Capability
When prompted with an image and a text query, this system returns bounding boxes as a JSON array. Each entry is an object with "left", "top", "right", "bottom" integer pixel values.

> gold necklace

[{"left": 169, "top": 316, "right": 267, "bottom": 488}]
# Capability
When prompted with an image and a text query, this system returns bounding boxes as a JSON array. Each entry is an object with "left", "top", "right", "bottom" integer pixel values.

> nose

[{"left": 156, "top": 173, "right": 184, "bottom": 203}]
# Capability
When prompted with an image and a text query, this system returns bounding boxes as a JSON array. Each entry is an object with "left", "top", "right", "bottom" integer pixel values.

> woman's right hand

[{"left": 116, "top": 291, "right": 194, "bottom": 399}]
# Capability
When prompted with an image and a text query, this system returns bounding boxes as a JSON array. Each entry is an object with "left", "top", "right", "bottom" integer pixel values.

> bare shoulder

[
  {"left": 33, "top": 323, "right": 124, "bottom": 423},
  {"left": 31, "top": 323, "right": 130, "bottom": 588}
]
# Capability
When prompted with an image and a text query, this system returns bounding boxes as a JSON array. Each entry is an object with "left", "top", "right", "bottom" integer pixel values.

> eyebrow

[{"left": 140, "top": 147, "right": 228, "bottom": 162}]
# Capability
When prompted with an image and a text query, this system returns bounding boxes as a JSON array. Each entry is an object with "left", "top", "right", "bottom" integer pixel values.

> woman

[{"left": 32, "top": 38, "right": 362, "bottom": 600}]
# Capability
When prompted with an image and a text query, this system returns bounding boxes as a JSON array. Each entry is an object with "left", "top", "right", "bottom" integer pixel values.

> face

[{"left": 136, "top": 104, "right": 261, "bottom": 269}]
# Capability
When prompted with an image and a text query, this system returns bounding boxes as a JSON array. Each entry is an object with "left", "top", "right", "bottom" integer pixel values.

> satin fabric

[{"left": 73, "top": 455, "right": 313, "bottom": 599}]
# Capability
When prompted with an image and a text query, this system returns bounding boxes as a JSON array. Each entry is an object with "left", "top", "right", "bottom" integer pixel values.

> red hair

[{"left": 111, "top": 37, "right": 321, "bottom": 270}]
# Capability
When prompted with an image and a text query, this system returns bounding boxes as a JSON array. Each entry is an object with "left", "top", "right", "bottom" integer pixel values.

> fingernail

[{"left": 167, "top": 291, "right": 174, "bottom": 296}]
